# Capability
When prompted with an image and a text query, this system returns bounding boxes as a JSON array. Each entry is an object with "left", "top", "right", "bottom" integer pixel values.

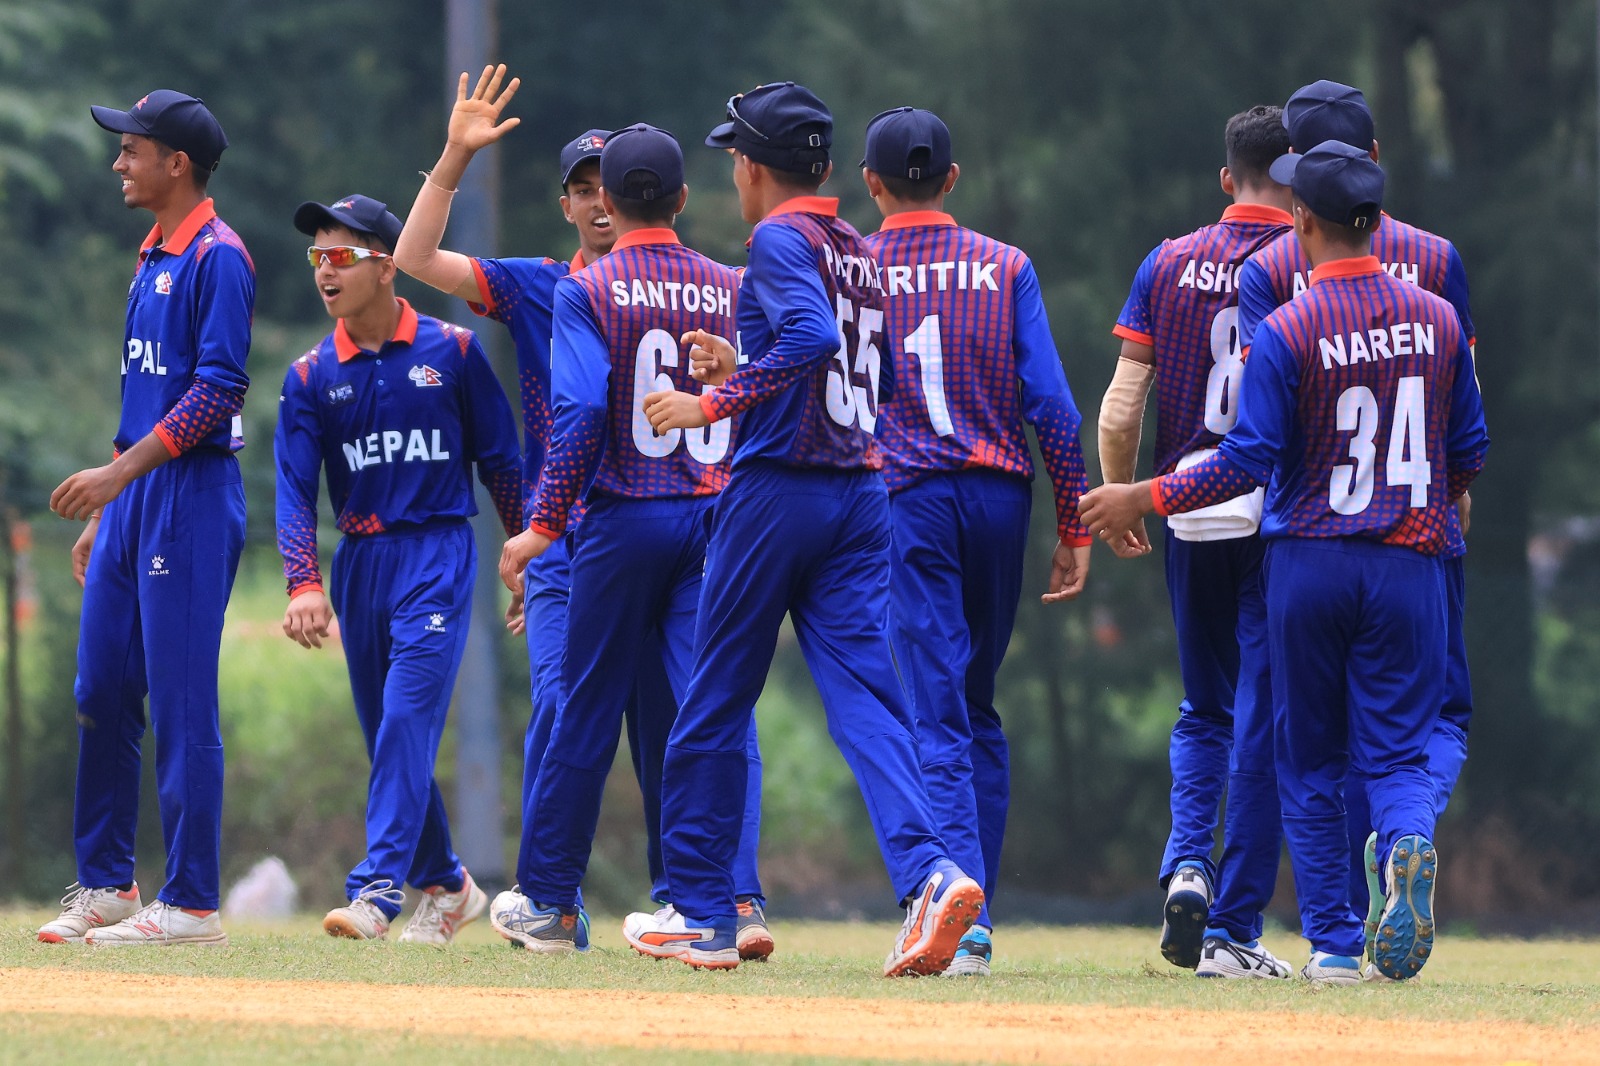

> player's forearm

[
  {"left": 153, "top": 379, "right": 245, "bottom": 457},
  {"left": 527, "top": 410, "right": 605, "bottom": 534},
  {"left": 702, "top": 330, "right": 836, "bottom": 421},
  {"left": 482, "top": 466, "right": 525, "bottom": 538},
  {"left": 1151, "top": 452, "right": 1262, "bottom": 516},
  {"left": 1447, "top": 454, "right": 1486, "bottom": 501},
  {"left": 1097, "top": 355, "right": 1153, "bottom": 483},
  {"left": 394, "top": 162, "right": 476, "bottom": 298}
]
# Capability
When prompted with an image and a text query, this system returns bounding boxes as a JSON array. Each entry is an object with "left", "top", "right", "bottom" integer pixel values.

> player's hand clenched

[
  {"left": 51, "top": 464, "right": 127, "bottom": 522},
  {"left": 447, "top": 64, "right": 522, "bottom": 154},
  {"left": 682, "top": 330, "right": 736, "bottom": 386},
  {"left": 282, "top": 590, "right": 335, "bottom": 650},
  {"left": 500, "top": 528, "right": 554, "bottom": 595},
  {"left": 505, "top": 592, "right": 526, "bottom": 636},
  {"left": 1077, "top": 482, "right": 1155, "bottom": 547},
  {"left": 1042, "top": 540, "right": 1091, "bottom": 604},
  {"left": 643, "top": 390, "right": 711, "bottom": 432}
]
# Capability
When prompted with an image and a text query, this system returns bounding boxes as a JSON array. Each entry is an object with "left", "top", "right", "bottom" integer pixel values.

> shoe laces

[
  {"left": 352, "top": 879, "right": 405, "bottom": 920},
  {"left": 407, "top": 892, "right": 445, "bottom": 938},
  {"left": 56, "top": 882, "right": 96, "bottom": 917}
]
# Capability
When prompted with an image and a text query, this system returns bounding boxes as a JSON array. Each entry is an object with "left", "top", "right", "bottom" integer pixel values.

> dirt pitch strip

[{"left": 3, "top": 967, "right": 1593, "bottom": 1065}]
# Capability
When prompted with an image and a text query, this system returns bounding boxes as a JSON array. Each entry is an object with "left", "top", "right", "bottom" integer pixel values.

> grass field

[{"left": 2, "top": 910, "right": 1598, "bottom": 1064}]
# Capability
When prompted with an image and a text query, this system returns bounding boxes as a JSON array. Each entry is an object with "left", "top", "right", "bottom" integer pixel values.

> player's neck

[
  {"left": 878, "top": 195, "right": 946, "bottom": 219},
  {"left": 609, "top": 216, "right": 673, "bottom": 242},
  {"left": 1302, "top": 235, "right": 1372, "bottom": 269},
  {"left": 1231, "top": 187, "right": 1291, "bottom": 214},
  {"left": 341, "top": 294, "right": 402, "bottom": 352},
  {"left": 149, "top": 186, "right": 207, "bottom": 246}
]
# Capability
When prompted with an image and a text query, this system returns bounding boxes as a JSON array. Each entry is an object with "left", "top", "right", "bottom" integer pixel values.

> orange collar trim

[
  {"left": 612, "top": 228, "right": 682, "bottom": 251},
  {"left": 1309, "top": 256, "right": 1383, "bottom": 286},
  {"left": 570, "top": 249, "right": 588, "bottom": 272},
  {"left": 879, "top": 210, "right": 956, "bottom": 232},
  {"left": 334, "top": 298, "right": 420, "bottom": 362},
  {"left": 1222, "top": 203, "right": 1293, "bottom": 226},
  {"left": 769, "top": 196, "right": 839, "bottom": 219},
  {"left": 140, "top": 198, "right": 217, "bottom": 257}
]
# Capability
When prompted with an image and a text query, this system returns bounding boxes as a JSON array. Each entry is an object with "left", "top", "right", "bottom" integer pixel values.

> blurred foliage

[{"left": 1, "top": 0, "right": 1597, "bottom": 918}]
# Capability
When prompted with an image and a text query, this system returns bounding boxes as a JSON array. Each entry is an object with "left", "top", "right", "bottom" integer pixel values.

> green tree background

[{"left": 1, "top": 0, "right": 1595, "bottom": 925}]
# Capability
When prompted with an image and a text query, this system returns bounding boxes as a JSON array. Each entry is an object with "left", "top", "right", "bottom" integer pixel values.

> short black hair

[
  {"left": 877, "top": 161, "right": 947, "bottom": 204},
  {"left": 607, "top": 193, "right": 677, "bottom": 226},
  {"left": 1225, "top": 105, "right": 1291, "bottom": 188},
  {"left": 150, "top": 138, "right": 211, "bottom": 190},
  {"left": 1294, "top": 193, "right": 1383, "bottom": 247},
  {"left": 766, "top": 164, "right": 827, "bottom": 192}
]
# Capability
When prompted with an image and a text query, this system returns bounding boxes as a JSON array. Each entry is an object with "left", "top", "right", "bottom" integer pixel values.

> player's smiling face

[
  {"left": 311, "top": 225, "right": 393, "bottom": 321},
  {"left": 560, "top": 161, "right": 615, "bottom": 258},
  {"left": 113, "top": 134, "right": 178, "bottom": 211}
]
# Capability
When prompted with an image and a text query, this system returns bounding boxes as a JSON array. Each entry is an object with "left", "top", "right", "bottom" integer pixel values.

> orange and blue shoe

[
  {"left": 1373, "top": 835, "right": 1437, "bottom": 981},
  {"left": 945, "top": 925, "right": 992, "bottom": 977},
  {"left": 736, "top": 896, "right": 775, "bottom": 961},
  {"left": 883, "top": 862, "right": 985, "bottom": 977},
  {"left": 489, "top": 886, "right": 589, "bottom": 954},
  {"left": 623, "top": 904, "right": 739, "bottom": 970}
]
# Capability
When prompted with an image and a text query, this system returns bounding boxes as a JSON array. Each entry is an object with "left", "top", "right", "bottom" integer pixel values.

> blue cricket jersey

[
  {"left": 701, "top": 196, "right": 890, "bottom": 470},
  {"left": 120, "top": 198, "right": 254, "bottom": 456},
  {"left": 274, "top": 299, "right": 523, "bottom": 596}
]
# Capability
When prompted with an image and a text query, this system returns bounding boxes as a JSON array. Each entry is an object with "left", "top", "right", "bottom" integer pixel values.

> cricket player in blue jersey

[
  {"left": 1236, "top": 81, "right": 1478, "bottom": 958},
  {"left": 1100, "top": 106, "right": 1294, "bottom": 978},
  {"left": 861, "top": 107, "right": 1094, "bottom": 976},
  {"left": 1081, "top": 141, "right": 1489, "bottom": 983},
  {"left": 276, "top": 194, "right": 522, "bottom": 941},
  {"left": 43, "top": 91, "right": 249, "bottom": 947},
  {"left": 635, "top": 82, "right": 982, "bottom": 976},
  {"left": 491, "top": 125, "right": 750, "bottom": 956},
  {"left": 392, "top": 67, "right": 769, "bottom": 953}
]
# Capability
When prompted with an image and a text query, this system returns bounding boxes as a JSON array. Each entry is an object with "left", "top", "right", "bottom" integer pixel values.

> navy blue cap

[
  {"left": 293, "top": 194, "right": 404, "bottom": 252},
  {"left": 1283, "top": 80, "right": 1374, "bottom": 153},
  {"left": 860, "top": 107, "right": 952, "bottom": 179},
  {"left": 600, "top": 124, "right": 684, "bottom": 202},
  {"left": 90, "top": 90, "right": 228, "bottom": 171},
  {"left": 1270, "top": 140, "right": 1384, "bottom": 229},
  {"left": 560, "top": 129, "right": 610, "bottom": 186},
  {"left": 705, "top": 82, "right": 831, "bottom": 176}
]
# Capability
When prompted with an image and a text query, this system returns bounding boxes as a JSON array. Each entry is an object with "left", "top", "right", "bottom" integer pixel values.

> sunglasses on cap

[
  {"left": 724, "top": 93, "right": 769, "bottom": 142},
  {"left": 307, "top": 245, "right": 391, "bottom": 268}
]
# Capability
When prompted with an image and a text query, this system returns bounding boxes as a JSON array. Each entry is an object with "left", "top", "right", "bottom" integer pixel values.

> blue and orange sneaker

[
  {"left": 883, "top": 862, "right": 985, "bottom": 977},
  {"left": 488, "top": 887, "right": 588, "bottom": 954},
  {"left": 623, "top": 904, "right": 739, "bottom": 970},
  {"left": 736, "top": 896, "right": 775, "bottom": 961},
  {"left": 1373, "top": 835, "right": 1437, "bottom": 981}
]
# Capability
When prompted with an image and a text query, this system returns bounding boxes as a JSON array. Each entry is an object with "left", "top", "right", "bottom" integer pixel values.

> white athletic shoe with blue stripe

[
  {"left": 1300, "top": 950, "right": 1363, "bottom": 985},
  {"left": 489, "top": 887, "right": 589, "bottom": 954}
]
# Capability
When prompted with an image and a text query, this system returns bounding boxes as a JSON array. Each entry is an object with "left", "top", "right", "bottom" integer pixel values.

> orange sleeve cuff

[
  {"left": 467, "top": 259, "right": 495, "bottom": 317},
  {"left": 1150, "top": 478, "right": 1170, "bottom": 517},
  {"left": 1112, "top": 323, "right": 1154, "bottom": 346},
  {"left": 152, "top": 425, "right": 182, "bottom": 458},
  {"left": 698, "top": 392, "right": 721, "bottom": 422},
  {"left": 527, "top": 521, "right": 562, "bottom": 540},
  {"left": 1060, "top": 532, "right": 1094, "bottom": 547},
  {"left": 289, "top": 582, "right": 324, "bottom": 600}
]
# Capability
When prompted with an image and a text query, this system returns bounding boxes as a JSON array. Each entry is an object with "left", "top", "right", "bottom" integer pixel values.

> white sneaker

[
  {"left": 622, "top": 903, "right": 739, "bottom": 969},
  {"left": 323, "top": 880, "right": 404, "bottom": 940},
  {"left": 1160, "top": 864, "right": 1212, "bottom": 969},
  {"left": 1195, "top": 935, "right": 1292, "bottom": 979},
  {"left": 1300, "top": 950, "right": 1363, "bottom": 985},
  {"left": 37, "top": 882, "right": 142, "bottom": 943},
  {"left": 883, "top": 863, "right": 985, "bottom": 977},
  {"left": 86, "top": 900, "right": 227, "bottom": 947},
  {"left": 399, "top": 869, "right": 487, "bottom": 945}
]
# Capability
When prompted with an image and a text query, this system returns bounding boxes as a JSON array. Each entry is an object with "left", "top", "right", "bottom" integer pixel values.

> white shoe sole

[
  {"left": 490, "top": 912, "right": 580, "bottom": 954},
  {"left": 88, "top": 932, "right": 228, "bottom": 947}
]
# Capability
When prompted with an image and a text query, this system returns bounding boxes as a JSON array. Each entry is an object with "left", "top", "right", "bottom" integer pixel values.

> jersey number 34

[{"left": 1330, "top": 376, "right": 1430, "bottom": 515}]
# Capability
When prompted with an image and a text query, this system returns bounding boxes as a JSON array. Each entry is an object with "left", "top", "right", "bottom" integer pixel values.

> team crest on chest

[
  {"left": 409, "top": 364, "right": 443, "bottom": 387},
  {"left": 154, "top": 271, "right": 174, "bottom": 295}
]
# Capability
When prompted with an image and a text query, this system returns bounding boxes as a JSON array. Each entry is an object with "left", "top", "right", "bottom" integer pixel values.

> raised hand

[
  {"left": 683, "top": 329, "right": 737, "bottom": 386},
  {"left": 447, "top": 64, "right": 522, "bottom": 155}
]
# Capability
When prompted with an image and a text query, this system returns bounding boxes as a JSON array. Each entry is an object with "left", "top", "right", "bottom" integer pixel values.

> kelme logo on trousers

[{"left": 148, "top": 555, "right": 170, "bottom": 576}]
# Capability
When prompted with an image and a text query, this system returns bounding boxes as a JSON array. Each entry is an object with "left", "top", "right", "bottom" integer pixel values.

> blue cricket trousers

[
  {"left": 1266, "top": 538, "right": 1444, "bottom": 957},
  {"left": 1343, "top": 553, "right": 1470, "bottom": 908},
  {"left": 520, "top": 495, "right": 762, "bottom": 908},
  {"left": 73, "top": 451, "right": 245, "bottom": 910},
  {"left": 889, "top": 470, "right": 1029, "bottom": 930},
  {"left": 330, "top": 520, "right": 473, "bottom": 916},
  {"left": 519, "top": 534, "right": 762, "bottom": 904},
  {"left": 663, "top": 462, "right": 948, "bottom": 927},
  {"left": 1161, "top": 528, "right": 1278, "bottom": 934}
]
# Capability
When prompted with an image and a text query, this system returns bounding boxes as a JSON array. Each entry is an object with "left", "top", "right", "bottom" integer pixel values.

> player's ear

[
  {"left": 943, "top": 162, "right": 959, "bottom": 196},
  {"left": 599, "top": 187, "right": 618, "bottom": 218},
  {"left": 1219, "top": 166, "right": 1235, "bottom": 198},
  {"left": 1369, "top": 138, "right": 1380, "bottom": 164},
  {"left": 861, "top": 168, "right": 883, "bottom": 199},
  {"left": 559, "top": 193, "right": 576, "bottom": 224},
  {"left": 673, "top": 184, "right": 689, "bottom": 216},
  {"left": 818, "top": 160, "right": 834, "bottom": 186}
]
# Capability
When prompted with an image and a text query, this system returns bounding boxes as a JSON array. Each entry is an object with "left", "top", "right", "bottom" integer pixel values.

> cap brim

[
  {"left": 90, "top": 105, "right": 150, "bottom": 137},
  {"left": 294, "top": 202, "right": 370, "bottom": 240},
  {"left": 704, "top": 121, "right": 737, "bottom": 149},
  {"left": 1268, "top": 152, "right": 1301, "bottom": 186},
  {"left": 560, "top": 154, "right": 602, "bottom": 186}
]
